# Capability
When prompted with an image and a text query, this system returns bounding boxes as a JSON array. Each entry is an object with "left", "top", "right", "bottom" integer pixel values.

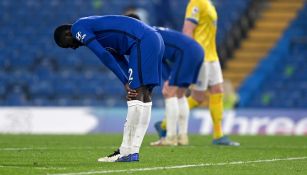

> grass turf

[{"left": 0, "top": 134, "right": 306, "bottom": 175}]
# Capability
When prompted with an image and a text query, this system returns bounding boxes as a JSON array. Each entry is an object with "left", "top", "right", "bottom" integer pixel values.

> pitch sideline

[{"left": 48, "top": 156, "right": 307, "bottom": 175}]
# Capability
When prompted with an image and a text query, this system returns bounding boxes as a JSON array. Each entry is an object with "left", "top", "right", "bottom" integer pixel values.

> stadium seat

[
  {"left": 239, "top": 3, "right": 307, "bottom": 108},
  {"left": 0, "top": 0, "right": 255, "bottom": 106}
]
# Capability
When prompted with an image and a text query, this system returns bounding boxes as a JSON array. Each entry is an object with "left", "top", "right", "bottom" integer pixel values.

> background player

[
  {"left": 183, "top": 0, "right": 239, "bottom": 146},
  {"left": 151, "top": 26, "right": 204, "bottom": 146},
  {"left": 54, "top": 15, "right": 165, "bottom": 162}
]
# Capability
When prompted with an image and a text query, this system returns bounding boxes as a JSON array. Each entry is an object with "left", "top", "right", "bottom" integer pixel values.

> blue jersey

[
  {"left": 155, "top": 27, "right": 203, "bottom": 63},
  {"left": 71, "top": 15, "right": 158, "bottom": 86},
  {"left": 155, "top": 27, "right": 204, "bottom": 87}
]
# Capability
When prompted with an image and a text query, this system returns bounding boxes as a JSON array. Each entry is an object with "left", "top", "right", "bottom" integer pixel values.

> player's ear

[{"left": 54, "top": 24, "right": 72, "bottom": 48}]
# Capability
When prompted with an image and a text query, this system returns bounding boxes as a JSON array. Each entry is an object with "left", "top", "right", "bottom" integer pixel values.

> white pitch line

[
  {"left": 0, "top": 146, "right": 118, "bottom": 151},
  {"left": 1, "top": 145, "right": 307, "bottom": 151},
  {"left": 48, "top": 156, "right": 307, "bottom": 175},
  {"left": 0, "top": 165, "right": 67, "bottom": 170},
  {"left": 0, "top": 148, "right": 39, "bottom": 151}
]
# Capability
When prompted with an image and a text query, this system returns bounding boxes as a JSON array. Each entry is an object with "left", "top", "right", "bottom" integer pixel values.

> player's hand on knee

[
  {"left": 125, "top": 83, "right": 137, "bottom": 101},
  {"left": 162, "top": 81, "right": 170, "bottom": 96},
  {"left": 162, "top": 81, "right": 177, "bottom": 98}
]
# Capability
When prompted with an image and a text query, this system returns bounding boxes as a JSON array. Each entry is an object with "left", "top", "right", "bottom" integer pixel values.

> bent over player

[
  {"left": 125, "top": 14, "right": 204, "bottom": 146},
  {"left": 54, "top": 15, "right": 164, "bottom": 162},
  {"left": 150, "top": 27, "right": 204, "bottom": 146}
]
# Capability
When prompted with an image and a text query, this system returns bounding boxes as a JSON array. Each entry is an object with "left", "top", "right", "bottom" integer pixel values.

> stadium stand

[
  {"left": 0, "top": 0, "right": 253, "bottom": 107},
  {"left": 223, "top": 0, "right": 304, "bottom": 90},
  {"left": 239, "top": 2, "right": 307, "bottom": 108}
]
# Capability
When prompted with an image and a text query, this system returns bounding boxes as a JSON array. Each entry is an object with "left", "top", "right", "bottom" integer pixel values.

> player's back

[
  {"left": 71, "top": 15, "right": 156, "bottom": 54},
  {"left": 155, "top": 27, "right": 203, "bottom": 62}
]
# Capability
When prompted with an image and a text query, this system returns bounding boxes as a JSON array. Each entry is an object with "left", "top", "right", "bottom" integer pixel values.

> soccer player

[
  {"left": 54, "top": 15, "right": 165, "bottom": 162},
  {"left": 182, "top": 0, "right": 239, "bottom": 146},
  {"left": 151, "top": 26, "right": 204, "bottom": 146}
]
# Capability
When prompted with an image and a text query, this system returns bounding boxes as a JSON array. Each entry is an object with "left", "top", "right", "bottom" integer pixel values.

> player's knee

[
  {"left": 210, "top": 83, "right": 224, "bottom": 94},
  {"left": 162, "top": 90, "right": 176, "bottom": 98},
  {"left": 176, "top": 88, "right": 186, "bottom": 98},
  {"left": 162, "top": 86, "right": 177, "bottom": 98},
  {"left": 191, "top": 90, "right": 206, "bottom": 103},
  {"left": 134, "top": 86, "right": 152, "bottom": 103}
]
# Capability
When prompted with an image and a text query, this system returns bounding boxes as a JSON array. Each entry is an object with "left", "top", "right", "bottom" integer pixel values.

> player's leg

[
  {"left": 177, "top": 88, "right": 189, "bottom": 145},
  {"left": 151, "top": 62, "right": 171, "bottom": 144},
  {"left": 117, "top": 30, "right": 165, "bottom": 161},
  {"left": 176, "top": 48, "right": 203, "bottom": 145},
  {"left": 188, "top": 62, "right": 208, "bottom": 109},
  {"left": 208, "top": 83, "right": 224, "bottom": 139},
  {"left": 162, "top": 81, "right": 179, "bottom": 146},
  {"left": 207, "top": 61, "right": 239, "bottom": 146},
  {"left": 150, "top": 80, "right": 179, "bottom": 146}
]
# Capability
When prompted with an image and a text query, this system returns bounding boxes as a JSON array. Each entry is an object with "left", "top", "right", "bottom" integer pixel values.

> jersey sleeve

[
  {"left": 185, "top": 0, "right": 201, "bottom": 25},
  {"left": 106, "top": 47, "right": 129, "bottom": 74},
  {"left": 87, "top": 40, "right": 128, "bottom": 85}
]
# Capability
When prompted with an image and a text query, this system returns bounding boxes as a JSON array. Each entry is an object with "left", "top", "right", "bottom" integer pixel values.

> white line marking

[
  {"left": 0, "top": 165, "right": 67, "bottom": 170},
  {"left": 48, "top": 156, "right": 307, "bottom": 175},
  {"left": 0, "top": 146, "right": 118, "bottom": 151},
  {"left": 1, "top": 145, "right": 306, "bottom": 151}
]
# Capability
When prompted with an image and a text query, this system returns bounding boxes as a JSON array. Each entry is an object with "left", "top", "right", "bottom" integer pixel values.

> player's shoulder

[
  {"left": 189, "top": 0, "right": 206, "bottom": 6},
  {"left": 72, "top": 16, "right": 92, "bottom": 29},
  {"left": 188, "top": 0, "right": 209, "bottom": 14},
  {"left": 189, "top": 0, "right": 209, "bottom": 10},
  {"left": 74, "top": 16, "right": 100, "bottom": 25}
]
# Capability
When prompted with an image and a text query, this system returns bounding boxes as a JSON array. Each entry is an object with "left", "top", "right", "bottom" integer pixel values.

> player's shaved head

[
  {"left": 54, "top": 24, "right": 72, "bottom": 48},
  {"left": 54, "top": 24, "right": 82, "bottom": 49}
]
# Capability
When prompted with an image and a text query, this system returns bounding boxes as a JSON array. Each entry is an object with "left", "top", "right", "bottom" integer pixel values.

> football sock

[
  {"left": 178, "top": 96, "right": 190, "bottom": 135},
  {"left": 187, "top": 96, "right": 199, "bottom": 109},
  {"left": 160, "top": 118, "right": 167, "bottom": 130},
  {"left": 165, "top": 97, "right": 179, "bottom": 138},
  {"left": 131, "top": 102, "right": 152, "bottom": 153},
  {"left": 120, "top": 100, "right": 144, "bottom": 155},
  {"left": 209, "top": 93, "right": 224, "bottom": 139}
]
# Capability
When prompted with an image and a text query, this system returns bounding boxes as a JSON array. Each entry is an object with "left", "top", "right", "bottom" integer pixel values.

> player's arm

[
  {"left": 104, "top": 47, "right": 137, "bottom": 99},
  {"left": 87, "top": 40, "right": 128, "bottom": 85},
  {"left": 71, "top": 23, "right": 127, "bottom": 84},
  {"left": 182, "top": 20, "right": 197, "bottom": 38},
  {"left": 183, "top": 1, "right": 200, "bottom": 38},
  {"left": 106, "top": 47, "right": 129, "bottom": 74}
]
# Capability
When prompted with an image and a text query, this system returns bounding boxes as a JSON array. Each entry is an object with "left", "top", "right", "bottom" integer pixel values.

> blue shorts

[
  {"left": 128, "top": 31, "right": 164, "bottom": 89},
  {"left": 162, "top": 45, "right": 203, "bottom": 87}
]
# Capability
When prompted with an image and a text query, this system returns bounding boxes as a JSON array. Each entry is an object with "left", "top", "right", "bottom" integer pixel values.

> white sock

[
  {"left": 131, "top": 102, "right": 152, "bottom": 153},
  {"left": 120, "top": 100, "right": 143, "bottom": 156},
  {"left": 165, "top": 97, "right": 179, "bottom": 138},
  {"left": 178, "top": 96, "right": 190, "bottom": 135}
]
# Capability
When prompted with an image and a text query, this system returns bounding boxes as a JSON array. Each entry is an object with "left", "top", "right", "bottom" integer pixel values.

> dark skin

[
  {"left": 126, "top": 85, "right": 152, "bottom": 102},
  {"left": 61, "top": 28, "right": 152, "bottom": 103},
  {"left": 61, "top": 29, "right": 83, "bottom": 49}
]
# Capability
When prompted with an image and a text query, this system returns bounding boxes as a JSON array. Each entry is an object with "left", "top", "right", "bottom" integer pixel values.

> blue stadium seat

[
  {"left": 0, "top": 0, "right": 253, "bottom": 106},
  {"left": 30, "top": 81, "right": 55, "bottom": 98},
  {"left": 239, "top": 4, "right": 307, "bottom": 108}
]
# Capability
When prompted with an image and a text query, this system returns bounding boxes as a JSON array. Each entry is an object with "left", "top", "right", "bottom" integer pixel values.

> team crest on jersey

[
  {"left": 76, "top": 31, "right": 87, "bottom": 43},
  {"left": 192, "top": 6, "right": 199, "bottom": 15}
]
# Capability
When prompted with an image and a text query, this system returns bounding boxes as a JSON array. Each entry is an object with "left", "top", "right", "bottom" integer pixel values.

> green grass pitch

[{"left": 0, "top": 134, "right": 306, "bottom": 175}]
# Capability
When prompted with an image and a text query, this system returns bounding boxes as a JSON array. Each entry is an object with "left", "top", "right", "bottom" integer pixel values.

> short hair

[
  {"left": 54, "top": 24, "right": 72, "bottom": 48},
  {"left": 125, "top": 13, "right": 141, "bottom": 20}
]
